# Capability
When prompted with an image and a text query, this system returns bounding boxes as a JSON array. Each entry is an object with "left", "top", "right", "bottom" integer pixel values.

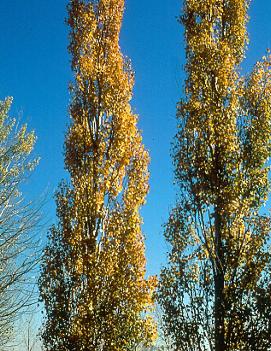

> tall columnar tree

[
  {"left": 39, "top": 1, "right": 156, "bottom": 350},
  {"left": 0, "top": 97, "right": 38, "bottom": 347},
  {"left": 158, "top": 1, "right": 271, "bottom": 350}
]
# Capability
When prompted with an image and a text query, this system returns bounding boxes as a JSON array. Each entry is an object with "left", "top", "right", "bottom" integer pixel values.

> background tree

[
  {"left": 158, "top": 1, "right": 271, "bottom": 350},
  {"left": 0, "top": 97, "right": 39, "bottom": 348},
  {"left": 39, "top": 0, "right": 157, "bottom": 350}
]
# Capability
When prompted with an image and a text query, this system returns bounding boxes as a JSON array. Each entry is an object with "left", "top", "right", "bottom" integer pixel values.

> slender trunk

[{"left": 214, "top": 206, "right": 225, "bottom": 351}]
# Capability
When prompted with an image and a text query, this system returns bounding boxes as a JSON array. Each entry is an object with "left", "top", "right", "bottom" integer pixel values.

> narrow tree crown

[
  {"left": 158, "top": 1, "right": 271, "bottom": 350},
  {"left": 40, "top": 1, "right": 157, "bottom": 350}
]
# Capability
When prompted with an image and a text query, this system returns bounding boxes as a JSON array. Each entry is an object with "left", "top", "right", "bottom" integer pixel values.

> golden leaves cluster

[
  {"left": 40, "top": 1, "right": 156, "bottom": 350},
  {"left": 159, "top": 1, "right": 271, "bottom": 349}
]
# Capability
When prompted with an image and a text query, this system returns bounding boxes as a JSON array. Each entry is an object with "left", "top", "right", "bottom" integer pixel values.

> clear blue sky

[{"left": 0, "top": 0, "right": 270, "bottom": 278}]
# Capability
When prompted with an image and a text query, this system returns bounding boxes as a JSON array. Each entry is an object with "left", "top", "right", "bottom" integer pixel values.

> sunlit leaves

[
  {"left": 0, "top": 98, "right": 38, "bottom": 347},
  {"left": 39, "top": 1, "right": 156, "bottom": 350},
  {"left": 158, "top": 1, "right": 271, "bottom": 350}
]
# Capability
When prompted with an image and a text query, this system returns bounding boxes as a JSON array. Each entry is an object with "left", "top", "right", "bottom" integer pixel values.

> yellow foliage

[
  {"left": 40, "top": 1, "right": 156, "bottom": 350},
  {"left": 159, "top": 1, "right": 271, "bottom": 350}
]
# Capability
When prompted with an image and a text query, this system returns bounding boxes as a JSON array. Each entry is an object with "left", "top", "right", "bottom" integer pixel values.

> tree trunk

[{"left": 214, "top": 207, "right": 225, "bottom": 351}]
